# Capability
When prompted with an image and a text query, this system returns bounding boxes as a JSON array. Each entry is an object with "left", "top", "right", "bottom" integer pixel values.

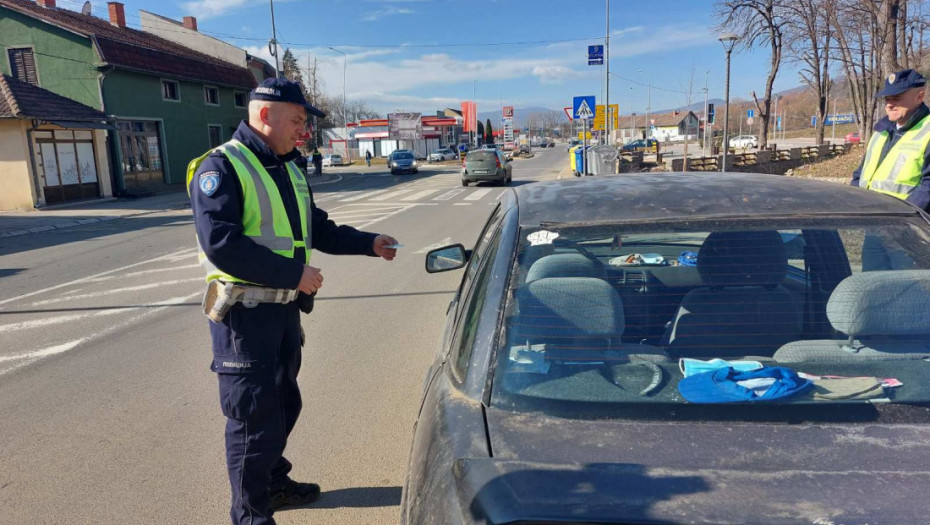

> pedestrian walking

[
  {"left": 311, "top": 148, "right": 323, "bottom": 176},
  {"left": 852, "top": 68, "right": 930, "bottom": 269},
  {"left": 365, "top": 150, "right": 372, "bottom": 167},
  {"left": 186, "top": 77, "right": 399, "bottom": 525}
]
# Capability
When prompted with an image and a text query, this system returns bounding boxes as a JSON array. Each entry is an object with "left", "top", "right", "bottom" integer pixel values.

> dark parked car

[
  {"left": 390, "top": 150, "right": 419, "bottom": 175},
  {"left": 402, "top": 173, "right": 930, "bottom": 525},
  {"left": 462, "top": 149, "right": 511, "bottom": 186},
  {"left": 621, "top": 138, "right": 660, "bottom": 153}
]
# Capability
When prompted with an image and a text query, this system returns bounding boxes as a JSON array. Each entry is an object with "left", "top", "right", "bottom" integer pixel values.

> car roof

[{"left": 512, "top": 173, "right": 920, "bottom": 227}]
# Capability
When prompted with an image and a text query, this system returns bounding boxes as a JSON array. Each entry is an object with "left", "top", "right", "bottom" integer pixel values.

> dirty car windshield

[{"left": 492, "top": 216, "right": 930, "bottom": 421}]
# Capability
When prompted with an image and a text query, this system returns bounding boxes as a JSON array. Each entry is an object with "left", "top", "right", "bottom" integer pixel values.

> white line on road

[
  {"left": 496, "top": 190, "right": 506, "bottom": 200},
  {"left": 85, "top": 263, "right": 202, "bottom": 283},
  {"left": 30, "top": 278, "right": 202, "bottom": 306},
  {"left": 369, "top": 189, "right": 412, "bottom": 201},
  {"left": 453, "top": 203, "right": 472, "bottom": 206},
  {"left": 0, "top": 292, "right": 201, "bottom": 376},
  {"left": 353, "top": 204, "right": 417, "bottom": 230},
  {"left": 402, "top": 189, "right": 439, "bottom": 201},
  {"left": 415, "top": 237, "right": 454, "bottom": 254},
  {"left": 338, "top": 190, "right": 388, "bottom": 202},
  {"left": 0, "top": 247, "right": 198, "bottom": 309},
  {"left": 465, "top": 189, "right": 492, "bottom": 201},
  {"left": 433, "top": 189, "right": 465, "bottom": 201}
]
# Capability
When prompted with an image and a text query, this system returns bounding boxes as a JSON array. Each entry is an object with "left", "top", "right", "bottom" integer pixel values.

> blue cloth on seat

[{"left": 677, "top": 366, "right": 812, "bottom": 403}]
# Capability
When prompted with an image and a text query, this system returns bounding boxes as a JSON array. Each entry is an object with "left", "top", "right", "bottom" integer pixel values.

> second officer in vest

[
  {"left": 852, "top": 68, "right": 930, "bottom": 210},
  {"left": 188, "top": 78, "right": 398, "bottom": 525}
]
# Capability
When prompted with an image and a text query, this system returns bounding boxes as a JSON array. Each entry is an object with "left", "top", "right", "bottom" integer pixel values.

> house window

[
  {"left": 162, "top": 80, "right": 180, "bottom": 101},
  {"left": 234, "top": 92, "right": 247, "bottom": 108},
  {"left": 208, "top": 125, "right": 222, "bottom": 148},
  {"left": 204, "top": 86, "right": 219, "bottom": 106},
  {"left": 8, "top": 48, "right": 38, "bottom": 85}
]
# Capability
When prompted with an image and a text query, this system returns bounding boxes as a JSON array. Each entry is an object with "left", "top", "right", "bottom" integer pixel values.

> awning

[{"left": 47, "top": 120, "right": 117, "bottom": 131}]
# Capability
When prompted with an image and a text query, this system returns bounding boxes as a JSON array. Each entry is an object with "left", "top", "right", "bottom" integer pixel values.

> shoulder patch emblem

[{"left": 199, "top": 171, "right": 221, "bottom": 197}]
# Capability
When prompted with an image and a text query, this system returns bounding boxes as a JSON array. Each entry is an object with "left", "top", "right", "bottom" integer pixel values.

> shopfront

[{"left": 33, "top": 128, "right": 101, "bottom": 204}]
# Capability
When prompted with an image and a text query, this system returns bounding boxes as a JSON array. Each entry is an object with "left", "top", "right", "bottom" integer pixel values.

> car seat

[
  {"left": 665, "top": 231, "right": 802, "bottom": 358},
  {"left": 775, "top": 270, "right": 930, "bottom": 362}
]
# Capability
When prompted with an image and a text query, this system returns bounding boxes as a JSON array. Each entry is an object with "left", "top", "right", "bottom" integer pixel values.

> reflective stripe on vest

[
  {"left": 860, "top": 113, "right": 930, "bottom": 200},
  {"left": 186, "top": 139, "right": 313, "bottom": 284}
]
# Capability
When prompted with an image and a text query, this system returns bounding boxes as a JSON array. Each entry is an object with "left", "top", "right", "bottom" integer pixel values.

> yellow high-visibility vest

[
  {"left": 859, "top": 113, "right": 930, "bottom": 200},
  {"left": 186, "top": 139, "right": 312, "bottom": 284}
]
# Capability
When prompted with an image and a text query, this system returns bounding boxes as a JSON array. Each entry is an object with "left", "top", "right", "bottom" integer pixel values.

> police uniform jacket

[
  {"left": 190, "top": 121, "right": 378, "bottom": 292},
  {"left": 852, "top": 102, "right": 930, "bottom": 211}
]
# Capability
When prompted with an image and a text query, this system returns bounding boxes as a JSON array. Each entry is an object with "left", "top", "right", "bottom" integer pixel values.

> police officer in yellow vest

[
  {"left": 852, "top": 69, "right": 928, "bottom": 270},
  {"left": 852, "top": 69, "right": 930, "bottom": 209},
  {"left": 188, "top": 78, "right": 398, "bottom": 525}
]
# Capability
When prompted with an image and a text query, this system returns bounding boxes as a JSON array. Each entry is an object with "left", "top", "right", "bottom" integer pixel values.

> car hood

[{"left": 480, "top": 406, "right": 930, "bottom": 524}]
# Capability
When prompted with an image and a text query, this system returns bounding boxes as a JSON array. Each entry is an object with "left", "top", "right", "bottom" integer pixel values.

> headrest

[
  {"left": 516, "top": 277, "right": 624, "bottom": 338},
  {"left": 526, "top": 253, "right": 602, "bottom": 283},
  {"left": 828, "top": 270, "right": 930, "bottom": 336},
  {"left": 697, "top": 231, "right": 788, "bottom": 288}
]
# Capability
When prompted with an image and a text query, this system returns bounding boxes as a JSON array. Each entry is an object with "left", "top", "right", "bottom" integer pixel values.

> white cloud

[
  {"left": 532, "top": 65, "right": 576, "bottom": 85},
  {"left": 362, "top": 6, "right": 415, "bottom": 21},
  {"left": 180, "top": 0, "right": 253, "bottom": 20}
]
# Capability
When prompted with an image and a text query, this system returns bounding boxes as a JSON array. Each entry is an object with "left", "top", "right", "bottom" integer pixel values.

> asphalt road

[{"left": 0, "top": 146, "right": 566, "bottom": 525}]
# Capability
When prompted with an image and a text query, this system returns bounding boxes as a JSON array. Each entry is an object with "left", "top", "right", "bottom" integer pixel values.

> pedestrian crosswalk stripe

[
  {"left": 339, "top": 189, "right": 388, "bottom": 202},
  {"left": 433, "top": 189, "right": 465, "bottom": 201},
  {"left": 370, "top": 189, "right": 412, "bottom": 201},
  {"left": 495, "top": 190, "right": 506, "bottom": 200},
  {"left": 465, "top": 189, "right": 491, "bottom": 201},
  {"left": 313, "top": 192, "right": 345, "bottom": 203},
  {"left": 402, "top": 189, "right": 439, "bottom": 201}
]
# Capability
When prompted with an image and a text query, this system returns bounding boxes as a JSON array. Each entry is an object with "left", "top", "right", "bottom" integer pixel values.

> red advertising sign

[
  {"left": 461, "top": 101, "right": 477, "bottom": 133},
  {"left": 503, "top": 106, "right": 514, "bottom": 118}
]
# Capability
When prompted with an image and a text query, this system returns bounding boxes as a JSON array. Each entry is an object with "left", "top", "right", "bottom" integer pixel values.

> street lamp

[
  {"left": 328, "top": 46, "right": 350, "bottom": 163},
  {"left": 719, "top": 32, "right": 739, "bottom": 173},
  {"left": 472, "top": 80, "right": 478, "bottom": 148}
]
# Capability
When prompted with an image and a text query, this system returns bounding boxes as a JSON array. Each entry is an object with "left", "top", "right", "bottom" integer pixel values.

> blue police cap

[
  {"left": 250, "top": 77, "right": 326, "bottom": 118},
  {"left": 877, "top": 69, "right": 927, "bottom": 98}
]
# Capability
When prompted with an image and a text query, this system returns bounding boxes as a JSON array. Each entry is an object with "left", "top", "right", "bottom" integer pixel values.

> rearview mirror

[{"left": 426, "top": 244, "right": 468, "bottom": 273}]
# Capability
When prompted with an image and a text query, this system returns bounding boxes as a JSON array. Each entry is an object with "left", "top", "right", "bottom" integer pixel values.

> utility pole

[
  {"left": 831, "top": 97, "right": 837, "bottom": 144},
  {"left": 328, "top": 47, "right": 349, "bottom": 162},
  {"left": 472, "top": 80, "right": 477, "bottom": 148},
  {"left": 605, "top": 0, "right": 610, "bottom": 145},
  {"left": 719, "top": 33, "right": 739, "bottom": 173},
  {"left": 269, "top": 0, "right": 280, "bottom": 77},
  {"left": 702, "top": 70, "right": 709, "bottom": 157},
  {"left": 773, "top": 94, "right": 779, "bottom": 149}
]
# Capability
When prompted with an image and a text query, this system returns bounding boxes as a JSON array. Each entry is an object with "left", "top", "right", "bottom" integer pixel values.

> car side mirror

[{"left": 425, "top": 244, "right": 468, "bottom": 273}]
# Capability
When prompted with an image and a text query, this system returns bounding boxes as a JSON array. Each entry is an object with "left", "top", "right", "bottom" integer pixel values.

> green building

[{"left": 0, "top": 0, "right": 255, "bottom": 205}]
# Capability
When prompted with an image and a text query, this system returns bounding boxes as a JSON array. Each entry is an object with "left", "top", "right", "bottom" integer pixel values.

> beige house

[{"left": 0, "top": 74, "right": 113, "bottom": 210}]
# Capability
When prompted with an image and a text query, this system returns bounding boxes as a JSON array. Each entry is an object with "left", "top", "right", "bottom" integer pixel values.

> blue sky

[{"left": 61, "top": 0, "right": 808, "bottom": 116}]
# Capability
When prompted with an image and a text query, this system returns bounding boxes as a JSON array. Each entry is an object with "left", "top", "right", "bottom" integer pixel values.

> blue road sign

[
  {"left": 747, "top": 109, "right": 754, "bottom": 118},
  {"left": 573, "top": 95, "right": 596, "bottom": 120},
  {"left": 811, "top": 116, "right": 817, "bottom": 127},
  {"left": 777, "top": 117, "right": 782, "bottom": 131},
  {"left": 588, "top": 45, "right": 604, "bottom": 66}
]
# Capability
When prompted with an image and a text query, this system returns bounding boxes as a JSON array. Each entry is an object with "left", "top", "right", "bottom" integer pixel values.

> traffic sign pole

[{"left": 583, "top": 118, "right": 588, "bottom": 176}]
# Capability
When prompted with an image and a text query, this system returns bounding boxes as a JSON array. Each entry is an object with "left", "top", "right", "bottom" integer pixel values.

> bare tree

[
  {"left": 716, "top": 0, "right": 790, "bottom": 149},
  {"left": 681, "top": 67, "right": 697, "bottom": 169},
  {"left": 786, "top": 0, "right": 834, "bottom": 145},
  {"left": 832, "top": 0, "right": 882, "bottom": 140}
]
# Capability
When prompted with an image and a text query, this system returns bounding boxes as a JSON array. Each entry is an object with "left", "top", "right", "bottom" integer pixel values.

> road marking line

[
  {"left": 465, "top": 189, "right": 492, "bottom": 201},
  {"left": 339, "top": 189, "right": 389, "bottom": 202},
  {"left": 402, "top": 189, "right": 439, "bottom": 201},
  {"left": 0, "top": 292, "right": 200, "bottom": 376},
  {"left": 415, "top": 237, "right": 454, "bottom": 254},
  {"left": 454, "top": 203, "right": 472, "bottom": 206},
  {"left": 85, "top": 263, "right": 202, "bottom": 283},
  {"left": 313, "top": 192, "right": 346, "bottom": 202},
  {"left": 369, "top": 189, "right": 412, "bottom": 201},
  {"left": 353, "top": 204, "right": 417, "bottom": 229},
  {"left": 30, "top": 278, "right": 202, "bottom": 306},
  {"left": 433, "top": 189, "right": 465, "bottom": 201},
  {"left": 496, "top": 190, "right": 506, "bottom": 200},
  {"left": 0, "top": 248, "right": 198, "bottom": 309}
]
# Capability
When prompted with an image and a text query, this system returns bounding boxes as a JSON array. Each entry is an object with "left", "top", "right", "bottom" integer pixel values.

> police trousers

[{"left": 209, "top": 301, "right": 303, "bottom": 525}]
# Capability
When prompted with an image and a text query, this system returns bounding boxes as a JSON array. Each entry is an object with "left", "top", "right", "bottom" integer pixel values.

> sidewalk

[{"left": 0, "top": 172, "right": 341, "bottom": 239}]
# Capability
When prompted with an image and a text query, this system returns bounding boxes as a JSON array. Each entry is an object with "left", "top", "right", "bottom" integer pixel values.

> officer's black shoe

[{"left": 269, "top": 480, "right": 321, "bottom": 510}]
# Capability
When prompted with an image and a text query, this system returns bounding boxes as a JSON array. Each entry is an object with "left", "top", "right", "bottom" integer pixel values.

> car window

[
  {"left": 395, "top": 153, "right": 414, "bottom": 160},
  {"left": 467, "top": 151, "right": 496, "bottom": 162},
  {"left": 450, "top": 225, "right": 503, "bottom": 382},
  {"left": 491, "top": 216, "right": 930, "bottom": 421}
]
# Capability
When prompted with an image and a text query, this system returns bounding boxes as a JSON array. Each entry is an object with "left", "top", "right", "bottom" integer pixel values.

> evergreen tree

[
  {"left": 485, "top": 119, "right": 494, "bottom": 144},
  {"left": 282, "top": 48, "right": 303, "bottom": 87},
  {"left": 476, "top": 121, "right": 485, "bottom": 145}
]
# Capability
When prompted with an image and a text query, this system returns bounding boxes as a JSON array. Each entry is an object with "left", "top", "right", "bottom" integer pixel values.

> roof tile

[{"left": 0, "top": 74, "right": 109, "bottom": 121}]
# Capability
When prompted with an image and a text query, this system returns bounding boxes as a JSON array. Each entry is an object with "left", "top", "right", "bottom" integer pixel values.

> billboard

[
  {"left": 503, "top": 117, "right": 514, "bottom": 143},
  {"left": 594, "top": 104, "right": 619, "bottom": 131},
  {"left": 503, "top": 106, "right": 514, "bottom": 118},
  {"left": 388, "top": 112, "right": 422, "bottom": 140}
]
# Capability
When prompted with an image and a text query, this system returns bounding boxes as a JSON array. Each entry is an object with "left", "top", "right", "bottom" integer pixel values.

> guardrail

[{"left": 666, "top": 142, "right": 854, "bottom": 173}]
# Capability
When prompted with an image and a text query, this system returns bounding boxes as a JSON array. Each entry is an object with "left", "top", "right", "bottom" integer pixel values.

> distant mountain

[{"left": 648, "top": 98, "right": 725, "bottom": 116}]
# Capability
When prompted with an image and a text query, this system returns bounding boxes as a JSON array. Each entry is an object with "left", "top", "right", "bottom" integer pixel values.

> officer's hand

[
  {"left": 373, "top": 234, "right": 398, "bottom": 261},
  {"left": 299, "top": 265, "right": 324, "bottom": 294}
]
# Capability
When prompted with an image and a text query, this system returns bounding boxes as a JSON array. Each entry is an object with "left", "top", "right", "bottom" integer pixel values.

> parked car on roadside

[
  {"left": 402, "top": 172, "right": 930, "bottom": 525},
  {"left": 429, "top": 148, "right": 457, "bottom": 162},
  {"left": 462, "top": 149, "right": 511, "bottom": 186},
  {"left": 729, "top": 135, "right": 759, "bottom": 149},
  {"left": 846, "top": 132, "right": 861, "bottom": 144},
  {"left": 620, "top": 138, "right": 660, "bottom": 153},
  {"left": 390, "top": 151, "right": 418, "bottom": 175},
  {"left": 321, "top": 154, "right": 343, "bottom": 167},
  {"left": 566, "top": 139, "right": 581, "bottom": 151}
]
